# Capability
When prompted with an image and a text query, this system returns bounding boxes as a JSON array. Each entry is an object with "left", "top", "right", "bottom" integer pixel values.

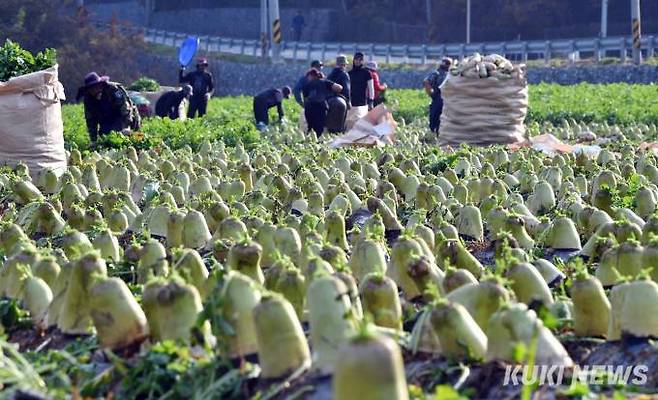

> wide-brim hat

[{"left": 84, "top": 72, "right": 109, "bottom": 87}]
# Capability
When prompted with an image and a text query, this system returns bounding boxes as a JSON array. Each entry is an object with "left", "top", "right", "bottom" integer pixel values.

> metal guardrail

[{"left": 105, "top": 23, "right": 657, "bottom": 65}]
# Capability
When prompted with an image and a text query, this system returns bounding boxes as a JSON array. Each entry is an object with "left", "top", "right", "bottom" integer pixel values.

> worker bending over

[
  {"left": 253, "top": 86, "right": 292, "bottom": 131},
  {"left": 76, "top": 72, "right": 140, "bottom": 143}
]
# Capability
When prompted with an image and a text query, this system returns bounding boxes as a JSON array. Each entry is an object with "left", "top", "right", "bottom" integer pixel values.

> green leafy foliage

[
  {"left": 64, "top": 95, "right": 274, "bottom": 151},
  {"left": 128, "top": 77, "right": 161, "bottom": 92},
  {"left": 0, "top": 39, "right": 56, "bottom": 81},
  {"left": 434, "top": 385, "right": 469, "bottom": 400},
  {"left": 120, "top": 340, "right": 248, "bottom": 400},
  {"left": 0, "top": 298, "right": 31, "bottom": 333},
  {"left": 528, "top": 83, "right": 658, "bottom": 126}
]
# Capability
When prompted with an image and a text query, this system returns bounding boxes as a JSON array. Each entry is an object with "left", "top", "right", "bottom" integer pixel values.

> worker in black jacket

[
  {"left": 343, "top": 52, "right": 374, "bottom": 130},
  {"left": 179, "top": 58, "right": 214, "bottom": 118},
  {"left": 348, "top": 52, "right": 374, "bottom": 110},
  {"left": 327, "top": 55, "right": 350, "bottom": 105},
  {"left": 155, "top": 85, "right": 193, "bottom": 120},
  {"left": 253, "top": 86, "right": 292, "bottom": 130},
  {"left": 293, "top": 59, "right": 323, "bottom": 106},
  {"left": 76, "top": 72, "right": 140, "bottom": 142},
  {"left": 302, "top": 69, "right": 343, "bottom": 138}
]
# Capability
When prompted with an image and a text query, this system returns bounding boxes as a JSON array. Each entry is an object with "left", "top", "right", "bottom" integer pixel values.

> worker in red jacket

[{"left": 367, "top": 60, "right": 387, "bottom": 106}]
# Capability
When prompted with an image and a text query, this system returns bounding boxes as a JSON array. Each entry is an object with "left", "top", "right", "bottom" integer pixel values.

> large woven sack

[
  {"left": 329, "top": 104, "right": 397, "bottom": 148},
  {"left": 439, "top": 70, "right": 528, "bottom": 147},
  {"left": 0, "top": 65, "right": 67, "bottom": 177},
  {"left": 326, "top": 96, "right": 348, "bottom": 133},
  {"left": 345, "top": 105, "right": 369, "bottom": 131}
]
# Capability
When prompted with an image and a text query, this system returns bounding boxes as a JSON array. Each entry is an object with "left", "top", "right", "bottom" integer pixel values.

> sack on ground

[
  {"left": 345, "top": 105, "right": 369, "bottom": 131},
  {"left": 330, "top": 104, "right": 397, "bottom": 148},
  {"left": 439, "top": 65, "right": 528, "bottom": 147},
  {"left": 326, "top": 96, "right": 348, "bottom": 133},
  {"left": 0, "top": 65, "right": 67, "bottom": 178}
]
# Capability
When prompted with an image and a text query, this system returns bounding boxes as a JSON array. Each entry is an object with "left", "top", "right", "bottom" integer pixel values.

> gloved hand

[
  {"left": 279, "top": 117, "right": 288, "bottom": 125},
  {"left": 205, "top": 93, "right": 211, "bottom": 101}
]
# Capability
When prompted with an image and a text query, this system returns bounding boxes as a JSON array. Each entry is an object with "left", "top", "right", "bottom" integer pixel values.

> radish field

[{"left": 0, "top": 83, "right": 657, "bottom": 399}]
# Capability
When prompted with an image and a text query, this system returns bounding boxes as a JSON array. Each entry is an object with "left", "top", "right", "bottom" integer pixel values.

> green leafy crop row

[
  {"left": 528, "top": 83, "right": 658, "bottom": 126},
  {"left": 63, "top": 84, "right": 658, "bottom": 151},
  {"left": 63, "top": 95, "right": 272, "bottom": 151},
  {"left": 388, "top": 84, "right": 658, "bottom": 127}
]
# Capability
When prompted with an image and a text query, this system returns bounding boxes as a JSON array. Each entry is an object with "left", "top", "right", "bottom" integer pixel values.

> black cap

[
  {"left": 311, "top": 60, "right": 323, "bottom": 69},
  {"left": 354, "top": 52, "right": 365, "bottom": 59}
]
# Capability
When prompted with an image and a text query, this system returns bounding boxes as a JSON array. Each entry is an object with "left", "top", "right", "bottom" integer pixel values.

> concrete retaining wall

[{"left": 137, "top": 55, "right": 658, "bottom": 97}]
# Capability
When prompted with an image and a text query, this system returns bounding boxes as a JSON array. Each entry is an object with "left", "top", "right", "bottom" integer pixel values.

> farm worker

[
  {"left": 179, "top": 57, "right": 214, "bottom": 119},
  {"left": 423, "top": 57, "right": 452, "bottom": 133},
  {"left": 291, "top": 10, "right": 306, "bottom": 42},
  {"left": 76, "top": 72, "right": 140, "bottom": 142},
  {"left": 293, "top": 60, "right": 323, "bottom": 106},
  {"left": 293, "top": 60, "right": 323, "bottom": 133},
  {"left": 155, "top": 85, "right": 193, "bottom": 120},
  {"left": 327, "top": 55, "right": 351, "bottom": 106},
  {"left": 326, "top": 55, "right": 351, "bottom": 133},
  {"left": 345, "top": 52, "right": 374, "bottom": 130},
  {"left": 302, "top": 68, "right": 343, "bottom": 138},
  {"left": 367, "top": 60, "right": 387, "bottom": 106},
  {"left": 253, "top": 86, "right": 292, "bottom": 131}
]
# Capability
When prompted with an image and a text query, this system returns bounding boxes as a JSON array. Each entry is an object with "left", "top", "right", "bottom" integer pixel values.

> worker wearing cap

[
  {"left": 253, "top": 86, "right": 292, "bottom": 131},
  {"left": 367, "top": 61, "right": 387, "bottom": 106},
  {"left": 155, "top": 85, "right": 193, "bottom": 120},
  {"left": 344, "top": 52, "right": 374, "bottom": 131},
  {"left": 327, "top": 55, "right": 351, "bottom": 105},
  {"left": 424, "top": 57, "right": 452, "bottom": 133},
  {"left": 303, "top": 69, "right": 343, "bottom": 138},
  {"left": 293, "top": 60, "right": 323, "bottom": 107},
  {"left": 293, "top": 60, "right": 323, "bottom": 133},
  {"left": 76, "top": 72, "right": 140, "bottom": 142},
  {"left": 179, "top": 57, "right": 214, "bottom": 118},
  {"left": 349, "top": 52, "right": 374, "bottom": 110}
]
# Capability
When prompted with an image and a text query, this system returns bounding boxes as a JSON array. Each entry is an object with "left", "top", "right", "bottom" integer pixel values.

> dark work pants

[
  {"left": 253, "top": 98, "right": 270, "bottom": 125},
  {"left": 305, "top": 101, "right": 328, "bottom": 137},
  {"left": 188, "top": 96, "right": 208, "bottom": 118},
  {"left": 429, "top": 96, "right": 444, "bottom": 133}
]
